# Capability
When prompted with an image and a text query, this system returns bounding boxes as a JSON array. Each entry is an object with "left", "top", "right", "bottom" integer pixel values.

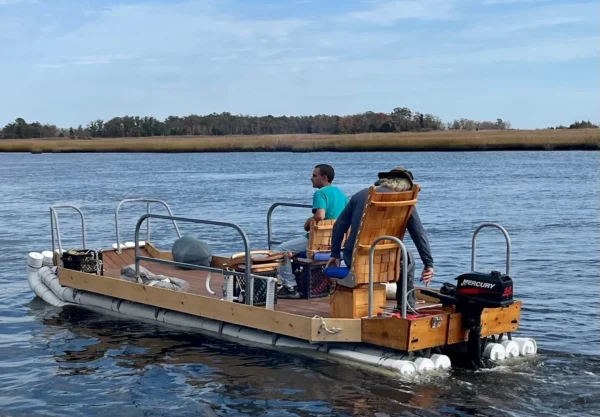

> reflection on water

[{"left": 0, "top": 151, "right": 599, "bottom": 416}]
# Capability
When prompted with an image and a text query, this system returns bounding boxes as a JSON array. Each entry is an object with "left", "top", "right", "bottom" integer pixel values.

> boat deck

[
  {"left": 56, "top": 245, "right": 523, "bottom": 349},
  {"left": 101, "top": 246, "right": 394, "bottom": 319}
]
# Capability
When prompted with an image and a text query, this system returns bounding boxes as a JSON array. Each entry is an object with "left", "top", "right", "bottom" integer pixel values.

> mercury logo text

[{"left": 460, "top": 280, "right": 496, "bottom": 289}]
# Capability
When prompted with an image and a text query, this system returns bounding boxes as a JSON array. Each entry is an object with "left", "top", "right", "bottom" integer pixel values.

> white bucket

[
  {"left": 41, "top": 251, "right": 54, "bottom": 266},
  {"left": 501, "top": 340, "right": 520, "bottom": 358},
  {"left": 390, "top": 360, "right": 417, "bottom": 375},
  {"left": 483, "top": 342, "right": 506, "bottom": 361},
  {"left": 28, "top": 252, "right": 44, "bottom": 269},
  {"left": 430, "top": 354, "right": 452, "bottom": 370},
  {"left": 511, "top": 337, "right": 538, "bottom": 356},
  {"left": 413, "top": 357, "right": 435, "bottom": 373}
]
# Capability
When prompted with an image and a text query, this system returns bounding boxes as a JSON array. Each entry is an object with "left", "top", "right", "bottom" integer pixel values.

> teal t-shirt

[
  {"left": 306, "top": 185, "right": 348, "bottom": 238},
  {"left": 312, "top": 185, "right": 348, "bottom": 219}
]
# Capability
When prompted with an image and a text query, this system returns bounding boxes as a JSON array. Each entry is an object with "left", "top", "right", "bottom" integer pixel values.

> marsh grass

[{"left": 1, "top": 129, "right": 598, "bottom": 153}]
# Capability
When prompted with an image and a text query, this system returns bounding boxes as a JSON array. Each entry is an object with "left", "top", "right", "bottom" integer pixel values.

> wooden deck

[{"left": 102, "top": 246, "right": 340, "bottom": 318}]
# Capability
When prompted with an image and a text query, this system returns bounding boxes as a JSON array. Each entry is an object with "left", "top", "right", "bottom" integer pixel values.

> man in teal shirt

[{"left": 275, "top": 164, "right": 348, "bottom": 298}]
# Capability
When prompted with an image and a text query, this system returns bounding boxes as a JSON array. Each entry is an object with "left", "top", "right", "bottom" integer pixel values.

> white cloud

[
  {"left": 466, "top": 2, "right": 599, "bottom": 36},
  {"left": 342, "top": 0, "right": 459, "bottom": 25},
  {"left": 37, "top": 63, "right": 65, "bottom": 69},
  {"left": 73, "top": 54, "right": 136, "bottom": 66},
  {"left": 0, "top": 0, "right": 39, "bottom": 5},
  {"left": 0, "top": 0, "right": 597, "bottom": 128},
  {"left": 482, "top": 0, "right": 550, "bottom": 4}
]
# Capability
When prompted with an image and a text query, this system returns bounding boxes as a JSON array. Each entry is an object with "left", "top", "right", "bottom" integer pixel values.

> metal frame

[
  {"left": 266, "top": 202, "right": 312, "bottom": 249},
  {"left": 369, "top": 236, "right": 408, "bottom": 319},
  {"left": 50, "top": 205, "right": 87, "bottom": 255},
  {"left": 133, "top": 213, "right": 276, "bottom": 308},
  {"left": 471, "top": 222, "right": 511, "bottom": 275},
  {"left": 115, "top": 198, "right": 181, "bottom": 253}
]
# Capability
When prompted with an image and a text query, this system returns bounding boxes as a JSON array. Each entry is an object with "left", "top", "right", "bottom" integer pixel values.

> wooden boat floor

[
  {"left": 101, "top": 247, "right": 435, "bottom": 319},
  {"left": 101, "top": 247, "right": 337, "bottom": 318}
]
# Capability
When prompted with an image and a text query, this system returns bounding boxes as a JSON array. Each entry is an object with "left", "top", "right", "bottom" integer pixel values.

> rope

[{"left": 313, "top": 315, "right": 342, "bottom": 334}]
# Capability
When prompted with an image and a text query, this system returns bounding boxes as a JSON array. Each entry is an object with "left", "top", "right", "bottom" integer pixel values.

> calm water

[{"left": 0, "top": 151, "right": 598, "bottom": 417}]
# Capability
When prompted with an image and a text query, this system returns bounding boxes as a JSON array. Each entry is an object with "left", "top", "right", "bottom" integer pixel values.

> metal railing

[
  {"left": 368, "top": 236, "right": 408, "bottom": 319},
  {"left": 134, "top": 213, "right": 275, "bottom": 307},
  {"left": 115, "top": 198, "right": 181, "bottom": 252},
  {"left": 50, "top": 205, "right": 87, "bottom": 255},
  {"left": 471, "top": 222, "right": 511, "bottom": 275},
  {"left": 266, "top": 202, "right": 312, "bottom": 249}
]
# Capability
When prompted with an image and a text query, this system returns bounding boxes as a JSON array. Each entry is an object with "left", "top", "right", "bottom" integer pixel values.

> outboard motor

[{"left": 423, "top": 270, "right": 514, "bottom": 369}]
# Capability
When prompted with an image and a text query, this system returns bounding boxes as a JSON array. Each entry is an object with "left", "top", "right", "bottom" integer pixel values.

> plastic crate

[
  {"left": 292, "top": 258, "right": 331, "bottom": 299},
  {"left": 230, "top": 270, "right": 278, "bottom": 306},
  {"left": 61, "top": 249, "right": 104, "bottom": 276}
]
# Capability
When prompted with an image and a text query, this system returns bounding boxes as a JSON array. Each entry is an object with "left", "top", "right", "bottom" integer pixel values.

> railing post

[
  {"left": 266, "top": 202, "right": 312, "bottom": 249},
  {"left": 49, "top": 205, "right": 86, "bottom": 254},
  {"left": 369, "top": 236, "right": 408, "bottom": 319},
  {"left": 50, "top": 208, "right": 55, "bottom": 256},
  {"left": 133, "top": 213, "right": 256, "bottom": 306},
  {"left": 146, "top": 201, "right": 151, "bottom": 243},
  {"left": 471, "top": 223, "right": 511, "bottom": 275},
  {"left": 134, "top": 221, "right": 141, "bottom": 279},
  {"left": 115, "top": 198, "right": 182, "bottom": 253}
]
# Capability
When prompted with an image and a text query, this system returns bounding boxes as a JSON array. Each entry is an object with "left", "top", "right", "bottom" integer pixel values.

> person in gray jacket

[{"left": 326, "top": 166, "right": 435, "bottom": 310}]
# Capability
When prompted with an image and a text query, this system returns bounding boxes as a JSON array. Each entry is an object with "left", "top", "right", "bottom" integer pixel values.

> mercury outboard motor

[{"left": 422, "top": 270, "right": 514, "bottom": 369}]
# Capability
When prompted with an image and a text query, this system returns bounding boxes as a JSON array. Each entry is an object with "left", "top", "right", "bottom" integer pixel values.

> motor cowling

[
  {"left": 422, "top": 270, "right": 514, "bottom": 370},
  {"left": 456, "top": 270, "right": 513, "bottom": 308}
]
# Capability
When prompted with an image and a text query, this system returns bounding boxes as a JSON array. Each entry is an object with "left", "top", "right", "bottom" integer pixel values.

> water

[{"left": 0, "top": 151, "right": 599, "bottom": 417}]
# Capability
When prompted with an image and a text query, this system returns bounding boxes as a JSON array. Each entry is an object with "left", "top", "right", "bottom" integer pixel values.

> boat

[{"left": 26, "top": 187, "right": 538, "bottom": 377}]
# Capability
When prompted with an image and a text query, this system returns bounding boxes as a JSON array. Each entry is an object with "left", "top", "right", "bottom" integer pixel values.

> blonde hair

[{"left": 376, "top": 177, "right": 412, "bottom": 192}]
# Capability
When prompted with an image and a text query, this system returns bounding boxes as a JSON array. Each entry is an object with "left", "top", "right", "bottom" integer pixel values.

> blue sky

[{"left": 0, "top": 0, "right": 598, "bottom": 129}]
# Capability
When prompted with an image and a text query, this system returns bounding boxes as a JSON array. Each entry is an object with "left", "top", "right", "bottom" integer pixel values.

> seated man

[
  {"left": 326, "top": 166, "right": 434, "bottom": 309},
  {"left": 275, "top": 164, "right": 348, "bottom": 299}
]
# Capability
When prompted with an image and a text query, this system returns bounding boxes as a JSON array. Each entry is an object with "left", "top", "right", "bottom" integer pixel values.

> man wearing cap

[{"left": 326, "top": 166, "right": 435, "bottom": 310}]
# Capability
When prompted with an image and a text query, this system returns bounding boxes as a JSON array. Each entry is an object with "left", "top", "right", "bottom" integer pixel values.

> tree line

[
  {"left": 0, "top": 106, "right": 551, "bottom": 140},
  {"left": 547, "top": 120, "right": 599, "bottom": 130}
]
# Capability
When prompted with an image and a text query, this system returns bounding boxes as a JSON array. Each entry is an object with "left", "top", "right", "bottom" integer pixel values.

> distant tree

[
  {"left": 569, "top": 120, "right": 598, "bottom": 129},
  {"left": 1, "top": 108, "right": 524, "bottom": 139}
]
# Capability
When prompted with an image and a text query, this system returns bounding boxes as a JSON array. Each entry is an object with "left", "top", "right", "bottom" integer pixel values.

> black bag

[{"left": 62, "top": 249, "right": 104, "bottom": 275}]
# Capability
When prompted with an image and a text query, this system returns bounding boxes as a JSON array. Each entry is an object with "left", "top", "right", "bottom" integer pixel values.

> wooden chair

[
  {"left": 325, "top": 184, "right": 420, "bottom": 318},
  {"left": 303, "top": 219, "right": 351, "bottom": 261}
]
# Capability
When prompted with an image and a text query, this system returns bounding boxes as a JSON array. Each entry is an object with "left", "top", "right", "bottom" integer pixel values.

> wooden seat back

[
  {"left": 306, "top": 219, "right": 335, "bottom": 259},
  {"left": 306, "top": 219, "right": 350, "bottom": 260},
  {"left": 349, "top": 184, "right": 420, "bottom": 285}
]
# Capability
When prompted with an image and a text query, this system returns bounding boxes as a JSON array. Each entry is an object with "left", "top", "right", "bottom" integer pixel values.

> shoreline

[{"left": 1, "top": 129, "right": 598, "bottom": 153}]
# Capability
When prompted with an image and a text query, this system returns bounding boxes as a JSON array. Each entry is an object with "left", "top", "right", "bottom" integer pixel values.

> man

[
  {"left": 275, "top": 164, "right": 348, "bottom": 299},
  {"left": 326, "top": 166, "right": 434, "bottom": 309}
]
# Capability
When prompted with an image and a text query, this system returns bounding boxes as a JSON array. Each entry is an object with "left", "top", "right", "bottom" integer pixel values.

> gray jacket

[{"left": 330, "top": 186, "right": 434, "bottom": 268}]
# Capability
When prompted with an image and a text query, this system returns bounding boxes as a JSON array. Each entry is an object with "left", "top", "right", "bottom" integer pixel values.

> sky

[{"left": 0, "top": 0, "right": 598, "bottom": 129}]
